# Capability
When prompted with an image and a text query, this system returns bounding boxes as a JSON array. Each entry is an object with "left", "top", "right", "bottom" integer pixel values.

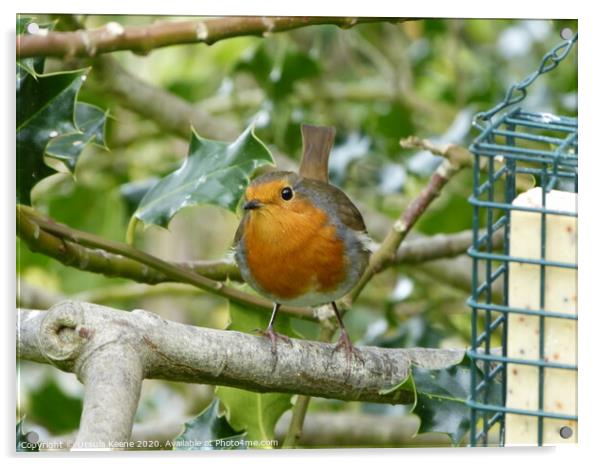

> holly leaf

[
  {"left": 17, "top": 68, "right": 87, "bottom": 204},
  {"left": 214, "top": 301, "right": 294, "bottom": 446},
  {"left": 173, "top": 399, "right": 246, "bottom": 451},
  {"left": 17, "top": 17, "right": 108, "bottom": 204},
  {"left": 131, "top": 124, "right": 274, "bottom": 228},
  {"left": 377, "top": 353, "right": 487, "bottom": 445},
  {"left": 28, "top": 377, "right": 83, "bottom": 435},
  {"left": 45, "top": 102, "right": 109, "bottom": 171},
  {"left": 412, "top": 355, "right": 501, "bottom": 445},
  {"left": 215, "top": 387, "right": 291, "bottom": 446}
]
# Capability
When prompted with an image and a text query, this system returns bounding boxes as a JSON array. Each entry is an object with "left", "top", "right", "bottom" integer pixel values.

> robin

[{"left": 234, "top": 124, "right": 371, "bottom": 357}]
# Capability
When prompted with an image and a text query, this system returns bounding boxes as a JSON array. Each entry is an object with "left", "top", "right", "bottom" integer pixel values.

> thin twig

[
  {"left": 393, "top": 228, "right": 503, "bottom": 265},
  {"left": 282, "top": 394, "right": 312, "bottom": 448},
  {"left": 281, "top": 325, "right": 335, "bottom": 448}
]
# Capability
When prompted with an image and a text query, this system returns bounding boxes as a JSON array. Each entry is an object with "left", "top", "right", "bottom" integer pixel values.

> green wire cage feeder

[{"left": 467, "top": 33, "right": 578, "bottom": 446}]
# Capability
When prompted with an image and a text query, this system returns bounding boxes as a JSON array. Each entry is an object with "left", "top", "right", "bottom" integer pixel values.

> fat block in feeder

[{"left": 506, "top": 187, "right": 577, "bottom": 445}]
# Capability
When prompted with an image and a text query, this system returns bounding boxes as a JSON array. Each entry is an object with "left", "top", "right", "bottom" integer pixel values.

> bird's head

[{"left": 242, "top": 171, "right": 306, "bottom": 216}]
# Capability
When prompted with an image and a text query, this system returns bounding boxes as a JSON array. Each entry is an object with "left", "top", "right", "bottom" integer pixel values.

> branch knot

[{"left": 38, "top": 300, "right": 86, "bottom": 362}]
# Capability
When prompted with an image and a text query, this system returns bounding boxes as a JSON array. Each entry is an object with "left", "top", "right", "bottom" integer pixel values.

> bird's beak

[{"left": 243, "top": 199, "right": 262, "bottom": 210}]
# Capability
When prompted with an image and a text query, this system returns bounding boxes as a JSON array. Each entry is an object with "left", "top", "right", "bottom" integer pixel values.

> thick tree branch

[
  {"left": 18, "top": 302, "right": 464, "bottom": 447},
  {"left": 18, "top": 17, "right": 401, "bottom": 59}
]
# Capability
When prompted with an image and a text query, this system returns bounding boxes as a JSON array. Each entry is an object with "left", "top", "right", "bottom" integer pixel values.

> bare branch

[
  {"left": 17, "top": 17, "right": 404, "bottom": 59},
  {"left": 17, "top": 205, "right": 314, "bottom": 321},
  {"left": 399, "top": 135, "right": 472, "bottom": 169},
  {"left": 90, "top": 56, "right": 239, "bottom": 141},
  {"left": 18, "top": 203, "right": 483, "bottom": 313},
  {"left": 394, "top": 228, "right": 503, "bottom": 265},
  {"left": 18, "top": 302, "right": 464, "bottom": 446}
]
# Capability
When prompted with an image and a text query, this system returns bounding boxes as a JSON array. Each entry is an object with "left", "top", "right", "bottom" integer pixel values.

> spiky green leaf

[
  {"left": 412, "top": 355, "right": 501, "bottom": 445},
  {"left": 132, "top": 125, "right": 274, "bottom": 228},
  {"left": 173, "top": 399, "right": 246, "bottom": 451}
]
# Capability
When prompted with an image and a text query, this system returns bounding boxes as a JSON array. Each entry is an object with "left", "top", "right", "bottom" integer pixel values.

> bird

[{"left": 233, "top": 124, "right": 371, "bottom": 359}]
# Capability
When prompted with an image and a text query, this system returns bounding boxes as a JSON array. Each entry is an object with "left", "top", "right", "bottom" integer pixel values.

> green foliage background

[{"left": 17, "top": 15, "right": 577, "bottom": 448}]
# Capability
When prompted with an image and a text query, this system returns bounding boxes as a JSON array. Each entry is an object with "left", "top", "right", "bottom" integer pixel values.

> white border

[{"left": 3, "top": 1, "right": 599, "bottom": 465}]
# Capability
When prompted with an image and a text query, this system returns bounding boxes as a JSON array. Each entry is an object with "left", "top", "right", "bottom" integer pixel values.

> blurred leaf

[
  {"left": 418, "top": 189, "right": 474, "bottom": 234},
  {"left": 329, "top": 133, "right": 371, "bottom": 184},
  {"left": 364, "top": 314, "right": 446, "bottom": 349},
  {"left": 173, "top": 399, "right": 246, "bottom": 450},
  {"left": 17, "top": 16, "right": 53, "bottom": 78},
  {"left": 236, "top": 43, "right": 320, "bottom": 98},
  {"left": 227, "top": 299, "right": 297, "bottom": 337},
  {"left": 368, "top": 102, "right": 414, "bottom": 156},
  {"left": 236, "top": 44, "right": 272, "bottom": 85},
  {"left": 28, "top": 377, "right": 83, "bottom": 435},
  {"left": 275, "top": 49, "right": 320, "bottom": 96},
  {"left": 215, "top": 301, "right": 293, "bottom": 445},
  {"left": 16, "top": 419, "right": 39, "bottom": 452},
  {"left": 120, "top": 178, "right": 159, "bottom": 217},
  {"left": 45, "top": 102, "right": 108, "bottom": 171},
  {"left": 16, "top": 16, "right": 32, "bottom": 34},
  {"left": 132, "top": 124, "right": 274, "bottom": 228}
]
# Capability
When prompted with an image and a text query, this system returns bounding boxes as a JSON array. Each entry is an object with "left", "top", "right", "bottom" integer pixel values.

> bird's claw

[
  {"left": 332, "top": 330, "right": 365, "bottom": 366},
  {"left": 257, "top": 327, "right": 292, "bottom": 355}
]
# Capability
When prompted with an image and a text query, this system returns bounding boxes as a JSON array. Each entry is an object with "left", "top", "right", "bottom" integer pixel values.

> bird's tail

[{"left": 298, "top": 124, "right": 336, "bottom": 184}]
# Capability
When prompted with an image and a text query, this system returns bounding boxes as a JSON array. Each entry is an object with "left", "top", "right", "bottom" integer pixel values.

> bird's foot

[
  {"left": 256, "top": 326, "right": 292, "bottom": 355},
  {"left": 332, "top": 329, "right": 365, "bottom": 366}
]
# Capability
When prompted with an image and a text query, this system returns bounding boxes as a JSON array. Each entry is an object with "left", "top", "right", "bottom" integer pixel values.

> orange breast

[{"left": 242, "top": 200, "right": 346, "bottom": 300}]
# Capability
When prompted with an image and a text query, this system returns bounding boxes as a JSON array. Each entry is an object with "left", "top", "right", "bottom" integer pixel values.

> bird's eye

[{"left": 281, "top": 187, "right": 293, "bottom": 201}]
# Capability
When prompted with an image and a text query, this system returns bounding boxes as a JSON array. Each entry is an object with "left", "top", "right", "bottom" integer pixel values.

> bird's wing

[
  {"left": 233, "top": 215, "right": 246, "bottom": 245},
  {"left": 330, "top": 187, "right": 367, "bottom": 232},
  {"left": 297, "top": 178, "right": 367, "bottom": 232}
]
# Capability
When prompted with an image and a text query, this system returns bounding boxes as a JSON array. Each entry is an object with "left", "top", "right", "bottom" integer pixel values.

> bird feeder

[{"left": 467, "top": 33, "right": 578, "bottom": 446}]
